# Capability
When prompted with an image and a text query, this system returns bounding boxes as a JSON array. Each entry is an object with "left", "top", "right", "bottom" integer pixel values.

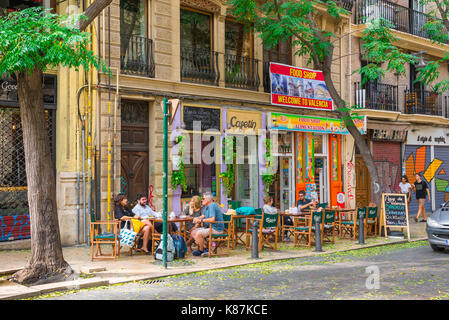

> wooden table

[
  {"left": 279, "top": 212, "right": 310, "bottom": 240},
  {"left": 148, "top": 216, "right": 193, "bottom": 241},
  {"left": 229, "top": 214, "right": 255, "bottom": 249}
]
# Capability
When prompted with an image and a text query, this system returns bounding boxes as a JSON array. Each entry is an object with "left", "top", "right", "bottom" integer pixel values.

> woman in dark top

[
  {"left": 114, "top": 193, "right": 152, "bottom": 254},
  {"left": 413, "top": 173, "right": 430, "bottom": 222}
]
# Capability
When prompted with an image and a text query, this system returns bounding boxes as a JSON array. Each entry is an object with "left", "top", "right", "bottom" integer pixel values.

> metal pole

[
  {"left": 251, "top": 219, "right": 260, "bottom": 259},
  {"left": 162, "top": 98, "right": 169, "bottom": 268},
  {"left": 359, "top": 211, "right": 365, "bottom": 245},
  {"left": 314, "top": 215, "right": 323, "bottom": 252}
]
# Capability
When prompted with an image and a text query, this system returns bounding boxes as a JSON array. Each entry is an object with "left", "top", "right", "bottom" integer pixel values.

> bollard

[
  {"left": 251, "top": 219, "right": 260, "bottom": 259},
  {"left": 314, "top": 215, "right": 323, "bottom": 252},
  {"left": 358, "top": 212, "right": 365, "bottom": 245}
]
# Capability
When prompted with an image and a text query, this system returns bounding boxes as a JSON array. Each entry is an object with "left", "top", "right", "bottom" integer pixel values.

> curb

[{"left": 1, "top": 237, "right": 429, "bottom": 299}]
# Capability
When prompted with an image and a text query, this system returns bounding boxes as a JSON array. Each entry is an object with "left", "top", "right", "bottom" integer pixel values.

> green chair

[
  {"left": 293, "top": 211, "right": 323, "bottom": 248},
  {"left": 89, "top": 212, "right": 120, "bottom": 261},
  {"left": 340, "top": 207, "right": 367, "bottom": 240},
  {"left": 322, "top": 210, "right": 336, "bottom": 244},
  {"left": 318, "top": 202, "right": 328, "bottom": 209},
  {"left": 258, "top": 211, "right": 280, "bottom": 251},
  {"left": 366, "top": 206, "right": 378, "bottom": 237},
  {"left": 208, "top": 216, "right": 231, "bottom": 257},
  {"left": 245, "top": 208, "right": 263, "bottom": 249}
]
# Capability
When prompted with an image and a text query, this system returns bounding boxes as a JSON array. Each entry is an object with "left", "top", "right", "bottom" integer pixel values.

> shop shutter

[
  {"left": 372, "top": 141, "right": 401, "bottom": 194},
  {"left": 433, "top": 146, "right": 449, "bottom": 207},
  {"left": 404, "top": 145, "right": 432, "bottom": 215}
]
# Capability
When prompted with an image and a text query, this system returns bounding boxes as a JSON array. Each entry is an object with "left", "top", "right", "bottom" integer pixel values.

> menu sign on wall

[
  {"left": 182, "top": 105, "right": 221, "bottom": 132},
  {"left": 269, "top": 62, "right": 333, "bottom": 111}
]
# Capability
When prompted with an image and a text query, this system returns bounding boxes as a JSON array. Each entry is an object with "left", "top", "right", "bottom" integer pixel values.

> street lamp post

[{"left": 162, "top": 98, "right": 168, "bottom": 269}]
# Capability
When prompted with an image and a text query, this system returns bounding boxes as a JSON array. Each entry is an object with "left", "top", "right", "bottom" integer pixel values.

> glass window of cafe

[{"left": 182, "top": 133, "right": 220, "bottom": 198}]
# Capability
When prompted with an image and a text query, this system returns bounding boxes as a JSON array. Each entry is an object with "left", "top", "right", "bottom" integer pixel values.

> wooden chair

[
  {"left": 293, "top": 211, "right": 323, "bottom": 248},
  {"left": 322, "top": 210, "right": 336, "bottom": 245},
  {"left": 339, "top": 207, "right": 367, "bottom": 240},
  {"left": 245, "top": 208, "right": 263, "bottom": 249},
  {"left": 207, "top": 217, "right": 231, "bottom": 257},
  {"left": 89, "top": 212, "right": 120, "bottom": 261},
  {"left": 258, "top": 212, "right": 280, "bottom": 251},
  {"left": 366, "top": 206, "right": 378, "bottom": 237},
  {"left": 281, "top": 213, "right": 296, "bottom": 240}
]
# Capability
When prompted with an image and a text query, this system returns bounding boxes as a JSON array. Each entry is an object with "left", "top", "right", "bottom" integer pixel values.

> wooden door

[
  {"left": 120, "top": 100, "right": 149, "bottom": 203},
  {"left": 355, "top": 155, "right": 371, "bottom": 208}
]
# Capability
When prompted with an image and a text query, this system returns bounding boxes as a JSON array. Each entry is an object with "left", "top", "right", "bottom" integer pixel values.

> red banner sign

[{"left": 270, "top": 62, "right": 333, "bottom": 111}]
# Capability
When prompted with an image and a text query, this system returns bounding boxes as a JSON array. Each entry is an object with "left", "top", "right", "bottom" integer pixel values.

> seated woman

[
  {"left": 263, "top": 196, "right": 281, "bottom": 234},
  {"left": 114, "top": 193, "right": 152, "bottom": 255},
  {"left": 184, "top": 195, "right": 204, "bottom": 253}
]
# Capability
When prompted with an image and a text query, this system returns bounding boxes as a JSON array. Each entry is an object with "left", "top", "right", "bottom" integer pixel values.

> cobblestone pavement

[{"left": 33, "top": 241, "right": 449, "bottom": 300}]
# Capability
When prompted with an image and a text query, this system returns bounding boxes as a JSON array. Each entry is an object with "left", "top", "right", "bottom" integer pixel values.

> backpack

[
  {"left": 154, "top": 234, "right": 175, "bottom": 262},
  {"left": 236, "top": 206, "right": 256, "bottom": 215},
  {"left": 172, "top": 234, "right": 188, "bottom": 259}
]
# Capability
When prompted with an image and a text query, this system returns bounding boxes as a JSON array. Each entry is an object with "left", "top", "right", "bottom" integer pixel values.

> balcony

[
  {"left": 354, "top": 0, "right": 449, "bottom": 44},
  {"left": 225, "top": 53, "right": 260, "bottom": 91},
  {"left": 354, "top": 81, "right": 399, "bottom": 112},
  {"left": 404, "top": 89, "right": 446, "bottom": 117},
  {"left": 181, "top": 47, "right": 220, "bottom": 86},
  {"left": 120, "top": 34, "right": 155, "bottom": 78}
]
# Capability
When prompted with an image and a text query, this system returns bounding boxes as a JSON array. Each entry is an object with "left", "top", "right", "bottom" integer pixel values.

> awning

[{"left": 367, "top": 120, "right": 411, "bottom": 131}]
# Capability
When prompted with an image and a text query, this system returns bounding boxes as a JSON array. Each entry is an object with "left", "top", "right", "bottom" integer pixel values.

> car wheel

[{"left": 430, "top": 244, "right": 445, "bottom": 252}]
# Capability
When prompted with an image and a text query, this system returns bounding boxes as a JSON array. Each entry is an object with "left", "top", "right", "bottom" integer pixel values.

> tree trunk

[
  {"left": 10, "top": 68, "right": 73, "bottom": 285},
  {"left": 321, "top": 64, "right": 382, "bottom": 209}
]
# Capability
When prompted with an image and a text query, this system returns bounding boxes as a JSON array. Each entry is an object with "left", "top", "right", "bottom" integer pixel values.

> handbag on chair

[{"left": 120, "top": 220, "right": 138, "bottom": 248}]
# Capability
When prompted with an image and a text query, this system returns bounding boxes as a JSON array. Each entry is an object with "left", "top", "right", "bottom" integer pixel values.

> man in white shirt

[{"left": 133, "top": 193, "right": 178, "bottom": 234}]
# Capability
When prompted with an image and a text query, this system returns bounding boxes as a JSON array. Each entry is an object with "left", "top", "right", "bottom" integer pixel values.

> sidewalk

[{"left": 0, "top": 218, "right": 428, "bottom": 300}]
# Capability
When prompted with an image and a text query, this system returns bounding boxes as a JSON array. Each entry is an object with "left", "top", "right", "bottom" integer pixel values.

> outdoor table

[
  {"left": 147, "top": 216, "right": 193, "bottom": 241},
  {"left": 229, "top": 214, "right": 255, "bottom": 249},
  {"left": 279, "top": 212, "right": 310, "bottom": 241}
]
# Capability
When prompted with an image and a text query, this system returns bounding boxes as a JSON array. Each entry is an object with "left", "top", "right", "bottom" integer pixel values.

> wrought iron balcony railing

[
  {"left": 354, "top": 0, "right": 449, "bottom": 44},
  {"left": 354, "top": 81, "right": 399, "bottom": 111},
  {"left": 323, "top": 0, "right": 354, "bottom": 11},
  {"left": 404, "top": 89, "right": 445, "bottom": 116},
  {"left": 120, "top": 34, "right": 155, "bottom": 78},
  {"left": 225, "top": 53, "right": 260, "bottom": 91},
  {"left": 181, "top": 47, "right": 220, "bottom": 86}
]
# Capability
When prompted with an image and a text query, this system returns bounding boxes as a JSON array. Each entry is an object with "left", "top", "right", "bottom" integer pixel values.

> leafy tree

[
  {"left": 228, "top": 0, "right": 447, "bottom": 207},
  {"left": 0, "top": 6, "right": 110, "bottom": 285}
]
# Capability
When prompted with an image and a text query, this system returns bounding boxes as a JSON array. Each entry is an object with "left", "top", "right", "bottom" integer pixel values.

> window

[
  {"left": 180, "top": 8, "right": 212, "bottom": 52},
  {"left": 225, "top": 19, "right": 253, "bottom": 57},
  {"left": 120, "top": 0, "right": 147, "bottom": 37},
  {"left": 263, "top": 40, "right": 291, "bottom": 65}
]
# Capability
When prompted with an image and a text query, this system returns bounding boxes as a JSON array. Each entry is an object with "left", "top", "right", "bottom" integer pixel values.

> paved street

[{"left": 34, "top": 241, "right": 449, "bottom": 300}]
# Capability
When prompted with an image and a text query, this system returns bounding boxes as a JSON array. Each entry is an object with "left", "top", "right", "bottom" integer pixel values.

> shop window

[{"left": 182, "top": 133, "right": 218, "bottom": 198}]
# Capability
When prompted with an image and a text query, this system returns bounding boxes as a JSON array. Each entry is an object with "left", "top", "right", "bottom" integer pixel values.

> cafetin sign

[
  {"left": 226, "top": 109, "right": 261, "bottom": 135},
  {"left": 270, "top": 62, "right": 333, "bottom": 111},
  {"left": 269, "top": 112, "right": 367, "bottom": 135}
]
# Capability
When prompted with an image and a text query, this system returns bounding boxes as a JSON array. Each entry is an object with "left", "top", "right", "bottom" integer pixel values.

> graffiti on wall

[
  {"left": 0, "top": 214, "right": 30, "bottom": 242},
  {"left": 346, "top": 160, "right": 355, "bottom": 201},
  {"left": 374, "top": 161, "right": 401, "bottom": 194}
]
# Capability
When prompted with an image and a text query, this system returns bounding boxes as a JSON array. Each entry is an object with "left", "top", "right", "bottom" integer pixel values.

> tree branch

[{"left": 79, "top": 0, "right": 113, "bottom": 31}]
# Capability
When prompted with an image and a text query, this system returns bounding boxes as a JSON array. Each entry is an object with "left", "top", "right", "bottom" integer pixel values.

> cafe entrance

[{"left": 234, "top": 135, "right": 259, "bottom": 208}]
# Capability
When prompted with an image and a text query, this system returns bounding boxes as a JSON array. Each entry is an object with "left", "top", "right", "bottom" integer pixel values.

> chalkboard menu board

[
  {"left": 183, "top": 106, "right": 221, "bottom": 132},
  {"left": 381, "top": 193, "right": 410, "bottom": 239}
]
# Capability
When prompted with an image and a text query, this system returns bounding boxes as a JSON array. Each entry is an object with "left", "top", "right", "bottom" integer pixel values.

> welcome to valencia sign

[{"left": 269, "top": 62, "right": 333, "bottom": 111}]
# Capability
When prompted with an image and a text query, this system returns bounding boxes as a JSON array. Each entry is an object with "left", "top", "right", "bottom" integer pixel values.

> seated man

[
  {"left": 191, "top": 192, "right": 224, "bottom": 257},
  {"left": 296, "top": 190, "right": 317, "bottom": 212},
  {"left": 133, "top": 193, "right": 178, "bottom": 235}
]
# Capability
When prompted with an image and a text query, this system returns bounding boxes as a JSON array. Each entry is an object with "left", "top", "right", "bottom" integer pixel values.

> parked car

[{"left": 426, "top": 200, "right": 449, "bottom": 252}]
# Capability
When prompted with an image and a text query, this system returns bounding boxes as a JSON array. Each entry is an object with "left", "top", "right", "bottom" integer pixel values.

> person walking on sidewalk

[
  {"left": 399, "top": 175, "right": 412, "bottom": 207},
  {"left": 413, "top": 173, "right": 430, "bottom": 223}
]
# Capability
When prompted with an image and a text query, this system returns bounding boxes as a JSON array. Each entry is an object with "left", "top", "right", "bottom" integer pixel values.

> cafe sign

[
  {"left": 268, "top": 112, "right": 366, "bottom": 135},
  {"left": 407, "top": 126, "right": 449, "bottom": 146},
  {"left": 226, "top": 109, "right": 261, "bottom": 135}
]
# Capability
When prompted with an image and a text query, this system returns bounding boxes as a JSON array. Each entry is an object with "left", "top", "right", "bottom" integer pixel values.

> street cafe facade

[{"left": 268, "top": 112, "right": 367, "bottom": 211}]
